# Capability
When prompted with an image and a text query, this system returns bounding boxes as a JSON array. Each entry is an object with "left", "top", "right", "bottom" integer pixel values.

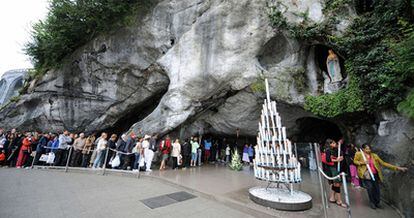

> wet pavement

[
  {"left": 147, "top": 163, "right": 402, "bottom": 218},
  {"left": 0, "top": 168, "right": 260, "bottom": 218},
  {"left": 0, "top": 165, "right": 402, "bottom": 218}
]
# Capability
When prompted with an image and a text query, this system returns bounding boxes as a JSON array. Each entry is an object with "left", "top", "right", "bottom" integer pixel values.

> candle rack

[{"left": 249, "top": 78, "right": 312, "bottom": 211}]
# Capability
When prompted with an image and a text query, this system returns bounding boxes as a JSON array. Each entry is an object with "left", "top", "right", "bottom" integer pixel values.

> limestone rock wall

[
  {"left": 354, "top": 111, "right": 414, "bottom": 217},
  {"left": 0, "top": 0, "right": 411, "bottom": 215}
]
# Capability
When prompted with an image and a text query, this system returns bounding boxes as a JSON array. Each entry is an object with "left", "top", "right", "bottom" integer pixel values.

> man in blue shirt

[{"left": 204, "top": 138, "right": 212, "bottom": 163}]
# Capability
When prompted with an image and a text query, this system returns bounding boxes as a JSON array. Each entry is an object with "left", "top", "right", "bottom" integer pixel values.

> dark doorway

[{"left": 294, "top": 117, "right": 343, "bottom": 144}]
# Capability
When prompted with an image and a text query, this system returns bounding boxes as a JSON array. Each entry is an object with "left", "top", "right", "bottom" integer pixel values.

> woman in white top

[
  {"left": 93, "top": 133, "right": 108, "bottom": 168},
  {"left": 171, "top": 139, "right": 181, "bottom": 170}
]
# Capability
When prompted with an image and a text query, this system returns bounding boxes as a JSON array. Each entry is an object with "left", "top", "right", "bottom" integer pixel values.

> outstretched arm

[{"left": 376, "top": 155, "right": 407, "bottom": 171}]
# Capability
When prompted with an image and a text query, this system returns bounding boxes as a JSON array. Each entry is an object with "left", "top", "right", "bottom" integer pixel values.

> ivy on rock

[{"left": 267, "top": 0, "right": 414, "bottom": 118}]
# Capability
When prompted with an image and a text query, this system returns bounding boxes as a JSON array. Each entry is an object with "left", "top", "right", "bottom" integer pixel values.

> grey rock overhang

[{"left": 0, "top": 0, "right": 348, "bottom": 136}]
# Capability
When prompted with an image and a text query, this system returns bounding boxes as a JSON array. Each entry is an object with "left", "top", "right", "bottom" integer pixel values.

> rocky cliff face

[
  {"left": 354, "top": 111, "right": 414, "bottom": 217},
  {"left": 0, "top": 0, "right": 412, "bottom": 216}
]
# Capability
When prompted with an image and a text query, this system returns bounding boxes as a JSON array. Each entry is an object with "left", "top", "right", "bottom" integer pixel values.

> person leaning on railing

[
  {"left": 353, "top": 143, "right": 408, "bottom": 209},
  {"left": 81, "top": 135, "right": 95, "bottom": 168},
  {"left": 323, "top": 139, "right": 347, "bottom": 208}
]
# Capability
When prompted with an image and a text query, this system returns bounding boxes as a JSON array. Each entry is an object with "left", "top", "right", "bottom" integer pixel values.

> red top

[
  {"left": 21, "top": 137, "right": 32, "bottom": 150},
  {"left": 369, "top": 157, "right": 377, "bottom": 174},
  {"left": 160, "top": 141, "right": 171, "bottom": 155}
]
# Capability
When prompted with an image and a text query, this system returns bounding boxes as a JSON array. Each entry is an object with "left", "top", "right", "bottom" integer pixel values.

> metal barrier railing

[
  {"left": 30, "top": 146, "right": 144, "bottom": 179},
  {"left": 313, "top": 143, "right": 351, "bottom": 218}
]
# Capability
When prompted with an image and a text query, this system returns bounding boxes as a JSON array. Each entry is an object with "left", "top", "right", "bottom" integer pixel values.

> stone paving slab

[
  {"left": 141, "top": 195, "right": 178, "bottom": 209},
  {"left": 167, "top": 191, "right": 197, "bottom": 202}
]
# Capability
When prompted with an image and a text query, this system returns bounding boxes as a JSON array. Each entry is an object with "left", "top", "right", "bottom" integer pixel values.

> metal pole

[
  {"left": 137, "top": 152, "right": 142, "bottom": 179},
  {"left": 30, "top": 151, "right": 36, "bottom": 169},
  {"left": 294, "top": 143, "right": 298, "bottom": 160},
  {"left": 102, "top": 147, "right": 109, "bottom": 175},
  {"left": 314, "top": 143, "right": 328, "bottom": 218},
  {"left": 65, "top": 146, "right": 73, "bottom": 173},
  {"left": 316, "top": 143, "right": 330, "bottom": 208},
  {"left": 341, "top": 172, "right": 352, "bottom": 218}
]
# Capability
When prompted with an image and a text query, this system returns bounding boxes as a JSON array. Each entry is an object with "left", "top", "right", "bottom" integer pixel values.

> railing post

[
  {"left": 314, "top": 143, "right": 328, "bottom": 218},
  {"left": 341, "top": 172, "right": 352, "bottom": 218},
  {"left": 65, "top": 146, "right": 73, "bottom": 173},
  {"left": 30, "top": 151, "right": 36, "bottom": 169},
  {"left": 137, "top": 153, "right": 142, "bottom": 179},
  {"left": 102, "top": 147, "right": 109, "bottom": 175},
  {"left": 294, "top": 143, "right": 298, "bottom": 162}
]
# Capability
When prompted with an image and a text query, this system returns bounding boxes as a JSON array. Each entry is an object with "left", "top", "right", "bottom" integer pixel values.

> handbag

[
  {"left": 139, "top": 156, "right": 145, "bottom": 167},
  {"left": 177, "top": 155, "right": 182, "bottom": 166},
  {"left": 111, "top": 155, "right": 120, "bottom": 167},
  {"left": 46, "top": 152, "right": 55, "bottom": 164},
  {"left": 39, "top": 154, "right": 49, "bottom": 162}
]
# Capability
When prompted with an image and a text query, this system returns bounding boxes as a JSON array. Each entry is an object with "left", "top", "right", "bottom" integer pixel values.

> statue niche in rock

[{"left": 326, "top": 49, "right": 343, "bottom": 83}]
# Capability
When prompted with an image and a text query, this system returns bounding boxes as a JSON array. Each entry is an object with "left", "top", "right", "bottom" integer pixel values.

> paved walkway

[
  {"left": 0, "top": 165, "right": 402, "bottom": 218},
  {"left": 0, "top": 168, "right": 259, "bottom": 218},
  {"left": 147, "top": 164, "right": 401, "bottom": 218}
]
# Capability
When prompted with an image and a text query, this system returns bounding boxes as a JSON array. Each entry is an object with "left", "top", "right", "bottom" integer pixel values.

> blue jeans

[
  {"left": 133, "top": 153, "right": 141, "bottom": 170},
  {"left": 197, "top": 149, "right": 202, "bottom": 166},
  {"left": 93, "top": 150, "right": 104, "bottom": 168},
  {"left": 191, "top": 153, "right": 197, "bottom": 161}
]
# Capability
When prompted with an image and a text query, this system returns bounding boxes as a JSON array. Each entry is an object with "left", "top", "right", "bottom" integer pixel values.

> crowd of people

[
  {"left": 320, "top": 138, "right": 408, "bottom": 210},
  {"left": 0, "top": 128, "right": 251, "bottom": 172},
  {"left": 0, "top": 127, "right": 409, "bottom": 211}
]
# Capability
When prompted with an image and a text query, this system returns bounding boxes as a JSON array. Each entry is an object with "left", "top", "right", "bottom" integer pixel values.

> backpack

[{"left": 321, "top": 152, "right": 334, "bottom": 166}]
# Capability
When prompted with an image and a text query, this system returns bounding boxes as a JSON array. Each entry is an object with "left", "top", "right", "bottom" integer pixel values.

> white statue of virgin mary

[{"left": 326, "top": 49, "right": 343, "bottom": 83}]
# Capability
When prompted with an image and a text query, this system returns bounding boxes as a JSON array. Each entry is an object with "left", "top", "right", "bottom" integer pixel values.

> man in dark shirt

[
  {"left": 34, "top": 133, "right": 49, "bottom": 166},
  {"left": 122, "top": 133, "right": 136, "bottom": 170},
  {"left": 181, "top": 138, "right": 191, "bottom": 168}
]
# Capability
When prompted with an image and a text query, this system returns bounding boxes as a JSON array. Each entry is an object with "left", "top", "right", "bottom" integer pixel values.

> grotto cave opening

[
  {"left": 101, "top": 91, "right": 167, "bottom": 136},
  {"left": 293, "top": 117, "right": 343, "bottom": 145}
]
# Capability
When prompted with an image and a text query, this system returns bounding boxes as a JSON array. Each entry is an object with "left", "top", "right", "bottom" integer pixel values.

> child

[
  {"left": 0, "top": 150, "right": 6, "bottom": 166},
  {"left": 225, "top": 144, "right": 231, "bottom": 163}
]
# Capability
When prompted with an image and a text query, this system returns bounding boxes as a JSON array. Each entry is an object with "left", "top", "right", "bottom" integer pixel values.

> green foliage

[
  {"left": 398, "top": 90, "right": 414, "bottom": 118},
  {"left": 287, "top": 67, "right": 307, "bottom": 92},
  {"left": 331, "top": 1, "right": 413, "bottom": 112},
  {"left": 25, "top": 0, "right": 152, "bottom": 75},
  {"left": 396, "top": 30, "right": 414, "bottom": 118},
  {"left": 323, "top": 0, "right": 353, "bottom": 14},
  {"left": 305, "top": 76, "right": 364, "bottom": 117},
  {"left": 250, "top": 77, "right": 266, "bottom": 93},
  {"left": 0, "top": 96, "right": 21, "bottom": 112},
  {"left": 267, "top": 0, "right": 414, "bottom": 117},
  {"left": 229, "top": 149, "right": 243, "bottom": 171},
  {"left": 267, "top": 1, "right": 288, "bottom": 29},
  {"left": 9, "top": 95, "right": 21, "bottom": 103}
]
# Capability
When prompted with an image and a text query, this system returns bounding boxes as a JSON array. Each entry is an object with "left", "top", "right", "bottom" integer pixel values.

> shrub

[{"left": 24, "top": 0, "right": 152, "bottom": 76}]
